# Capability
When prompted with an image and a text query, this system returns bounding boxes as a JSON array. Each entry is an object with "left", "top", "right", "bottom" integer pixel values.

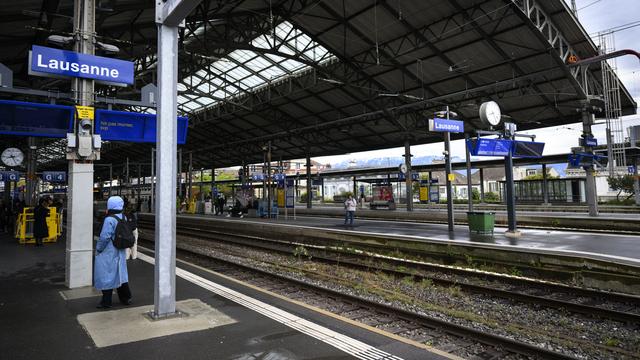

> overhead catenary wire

[{"left": 578, "top": 0, "right": 603, "bottom": 12}]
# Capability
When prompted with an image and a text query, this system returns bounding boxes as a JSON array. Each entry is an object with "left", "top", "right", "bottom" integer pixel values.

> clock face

[
  {"left": 1, "top": 147, "right": 24, "bottom": 167},
  {"left": 399, "top": 163, "right": 408, "bottom": 174},
  {"left": 480, "top": 101, "right": 502, "bottom": 126}
]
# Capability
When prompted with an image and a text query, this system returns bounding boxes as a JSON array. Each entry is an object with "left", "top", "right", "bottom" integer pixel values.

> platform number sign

[
  {"left": 42, "top": 171, "right": 66, "bottom": 183},
  {"left": 0, "top": 171, "right": 20, "bottom": 181},
  {"left": 629, "top": 166, "right": 637, "bottom": 174}
]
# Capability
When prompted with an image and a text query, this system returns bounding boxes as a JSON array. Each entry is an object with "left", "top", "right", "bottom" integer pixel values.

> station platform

[
  {"left": 289, "top": 205, "right": 640, "bottom": 233},
  {"left": 181, "top": 212, "right": 640, "bottom": 263},
  {"left": 0, "top": 233, "right": 452, "bottom": 360}
]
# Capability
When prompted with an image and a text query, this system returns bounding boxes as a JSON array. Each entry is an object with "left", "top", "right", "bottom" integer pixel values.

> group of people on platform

[{"left": 0, "top": 196, "right": 64, "bottom": 242}]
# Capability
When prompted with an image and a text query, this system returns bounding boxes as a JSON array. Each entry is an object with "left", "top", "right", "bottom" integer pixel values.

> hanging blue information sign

[
  {"left": 95, "top": 110, "right": 188, "bottom": 144},
  {"left": 30, "top": 45, "right": 134, "bottom": 85},
  {"left": 41, "top": 171, "right": 66, "bottom": 183},
  {"left": 581, "top": 136, "right": 598, "bottom": 147},
  {"left": 512, "top": 141, "right": 545, "bottom": 158},
  {"left": 467, "top": 138, "right": 512, "bottom": 156},
  {"left": 0, "top": 100, "right": 74, "bottom": 138}
]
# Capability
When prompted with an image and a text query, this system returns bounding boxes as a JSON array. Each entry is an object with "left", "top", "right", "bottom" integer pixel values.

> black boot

[{"left": 97, "top": 290, "right": 113, "bottom": 309}]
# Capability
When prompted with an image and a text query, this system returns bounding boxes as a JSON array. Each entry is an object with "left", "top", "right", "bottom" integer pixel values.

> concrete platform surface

[
  {"left": 184, "top": 213, "right": 640, "bottom": 262},
  {"left": 0, "top": 233, "right": 451, "bottom": 360}
]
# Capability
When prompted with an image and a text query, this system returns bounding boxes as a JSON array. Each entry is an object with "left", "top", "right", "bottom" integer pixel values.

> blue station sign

[
  {"left": 41, "top": 171, "right": 66, "bottom": 183},
  {"left": 429, "top": 118, "right": 464, "bottom": 133},
  {"left": 0, "top": 171, "right": 21, "bottom": 181},
  {"left": 398, "top": 172, "right": 420, "bottom": 181},
  {"left": 95, "top": 110, "right": 188, "bottom": 144},
  {"left": 30, "top": 45, "right": 134, "bottom": 85},
  {"left": 580, "top": 136, "right": 598, "bottom": 147}
]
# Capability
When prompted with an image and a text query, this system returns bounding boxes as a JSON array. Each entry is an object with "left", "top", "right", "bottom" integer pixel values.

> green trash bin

[{"left": 467, "top": 211, "right": 495, "bottom": 234}]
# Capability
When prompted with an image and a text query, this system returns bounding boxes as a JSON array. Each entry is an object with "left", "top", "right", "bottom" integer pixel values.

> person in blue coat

[{"left": 94, "top": 196, "right": 132, "bottom": 309}]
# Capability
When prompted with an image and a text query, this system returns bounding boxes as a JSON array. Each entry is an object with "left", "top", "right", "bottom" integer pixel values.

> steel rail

[
  {"left": 137, "top": 236, "right": 580, "bottom": 360},
  {"left": 138, "top": 220, "right": 640, "bottom": 325}
]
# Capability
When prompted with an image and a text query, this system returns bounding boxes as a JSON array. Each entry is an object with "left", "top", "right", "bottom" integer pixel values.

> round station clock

[
  {"left": 1, "top": 147, "right": 24, "bottom": 167},
  {"left": 399, "top": 163, "right": 408, "bottom": 174},
  {"left": 479, "top": 101, "right": 502, "bottom": 127}
]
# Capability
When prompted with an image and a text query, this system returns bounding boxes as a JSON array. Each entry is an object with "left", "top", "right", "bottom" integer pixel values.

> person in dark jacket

[
  {"left": 124, "top": 201, "right": 139, "bottom": 260},
  {"left": 33, "top": 197, "right": 50, "bottom": 246}
]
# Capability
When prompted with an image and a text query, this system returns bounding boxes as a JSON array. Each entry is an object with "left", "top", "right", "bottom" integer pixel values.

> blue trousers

[{"left": 344, "top": 211, "right": 354, "bottom": 225}]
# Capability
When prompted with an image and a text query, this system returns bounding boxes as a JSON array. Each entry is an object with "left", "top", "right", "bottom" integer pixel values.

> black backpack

[{"left": 109, "top": 215, "right": 136, "bottom": 249}]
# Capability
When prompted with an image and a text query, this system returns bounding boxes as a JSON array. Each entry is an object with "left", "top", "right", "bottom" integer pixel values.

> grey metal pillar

[
  {"left": 199, "top": 169, "right": 204, "bottom": 201},
  {"left": 306, "top": 154, "right": 312, "bottom": 209},
  {"left": 188, "top": 152, "right": 193, "bottom": 200},
  {"left": 66, "top": 0, "right": 95, "bottom": 289},
  {"left": 606, "top": 127, "right": 614, "bottom": 177},
  {"left": 150, "top": 149, "right": 155, "bottom": 214},
  {"left": 137, "top": 163, "right": 142, "bottom": 194},
  {"left": 109, "top": 164, "right": 113, "bottom": 197},
  {"left": 542, "top": 163, "right": 549, "bottom": 204},
  {"left": 505, "top": 148, "right": 517, "bottom": 232},
  {"left": 25, "top": 137, "right": 37, "bottom": 206},
  {"left": 353, "top": 176, "right": 357, "bottom": 196},
  {"left": 464, "top": 134, "right": 473, "bottom": 212},
  {"left": 178, "top": 149, "right": 182, "bottom": 199},
  {"left": 125, "top": 157, "right": 129, "bottom": 188},
  {"left": 444, "top": 108, "right": 454, "bottom": 232},
  {"left": 267, "top": 142, "right": 272, "bottom": 218},
  {"left": 404, "top": 140, "right": 413, "bottom": 211},
  {"left": 634, "top": 157, "right": 640, "bottom": 206},
  {"left": 582, "top": 107, "right": 599, "bottom": 217},
  {"left": 154, "top": 19, "right": 179, "bottom": 317},
  {"left": 479, "top": 168, "right": 485, "bottom": 203}
]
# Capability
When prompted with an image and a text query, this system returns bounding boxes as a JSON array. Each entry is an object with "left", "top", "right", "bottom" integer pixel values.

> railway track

[
  {"left": 137, "top": 236, "right": 579, "bottom": 360},
  {"left": 138, "top": 220, "right": 640, "bottom": 325},
  {"left": 138, "top": 220, "right": 640, "bottom": 359}
]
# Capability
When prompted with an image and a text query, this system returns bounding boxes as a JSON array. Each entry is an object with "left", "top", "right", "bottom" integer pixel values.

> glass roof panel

[{"left": 175, "top": 20, "right": 336, "bottom": 114}]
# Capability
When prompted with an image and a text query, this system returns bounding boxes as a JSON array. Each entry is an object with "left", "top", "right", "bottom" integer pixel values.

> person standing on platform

[
  {"left": 33, "top": 197, "right": 50, "bottom": 246},
  {"left": 214, "top": 194, "right": 220, "bottom": 215},
  {"left": 125, "top": 201, "right": 139, "bottom": 260},
  {"left": 344, "top": 194, "right": 357, "bottom": 226},
  {"left": 94, "top": 196, "right": 132, "bottom": 309}
]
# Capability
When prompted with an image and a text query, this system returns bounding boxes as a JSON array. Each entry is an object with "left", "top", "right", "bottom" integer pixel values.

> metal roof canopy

[{"left": 0, "top": 0, "right": 636, "bottom": 173}]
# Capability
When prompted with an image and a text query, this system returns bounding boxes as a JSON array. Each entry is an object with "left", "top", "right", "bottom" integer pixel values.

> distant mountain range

[
  {"left": 329, "top": 156, "right": 567, "bottom": 177},
  {"left": 331, "top": 155, "right": 464, "bottom": 170}
]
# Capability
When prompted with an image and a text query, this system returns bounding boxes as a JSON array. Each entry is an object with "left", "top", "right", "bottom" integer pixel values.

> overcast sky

[{"left": 314, "top": 0, "right": 640, "bottom": 165}]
